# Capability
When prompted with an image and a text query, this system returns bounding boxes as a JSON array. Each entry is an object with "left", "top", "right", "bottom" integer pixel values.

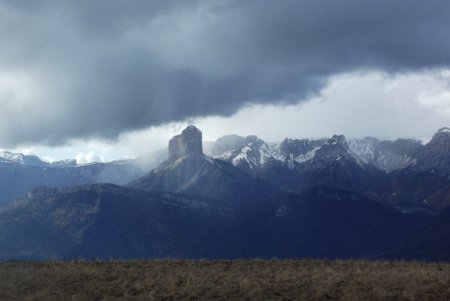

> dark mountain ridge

[
  {"left": 0, "top": 125, "right": 449, "bottom": 260},
  {"left": 0, "top": 184, "right": 244, "bottom": 259},
  {"left": 0, "top": 182, "right": 416, "bottom": 260}
]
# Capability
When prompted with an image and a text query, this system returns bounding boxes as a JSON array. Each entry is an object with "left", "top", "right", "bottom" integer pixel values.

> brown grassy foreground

[{"left": 0, "top": 260, "right": 449, "bottom": 300}]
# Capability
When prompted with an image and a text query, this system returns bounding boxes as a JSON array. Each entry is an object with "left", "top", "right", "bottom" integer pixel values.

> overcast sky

[{"left": 1, "top": 1, "right": 450, "bottom": 162}]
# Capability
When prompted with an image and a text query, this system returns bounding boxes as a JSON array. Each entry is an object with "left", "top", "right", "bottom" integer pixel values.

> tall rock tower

[{"left": 168, "top": 125, "right": 203, "bottom": 161}]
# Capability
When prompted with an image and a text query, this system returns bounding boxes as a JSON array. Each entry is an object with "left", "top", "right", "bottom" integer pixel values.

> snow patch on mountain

[
  {"left": 438, "top": 127, "right": 450, "bottom": 133},
  {"left": 232, "top": 146, "right": 253, "bottom": 167},
  {"left": 285, "top": 147, "right": 321, "bottom": 169},
  {"left": 231, "top": 142, "right": 279, "bottom": 170},
  {"left": 0, "top": 151, "right": 47, "bottom": 167},
  {"left": 259, "top": 143, "right": 279, "bottom": 165},
  {"left": 0, "top": 151, "right": 23, "bottom": 162},
  {"left": 348, "top": 138, "right": 421, "bottom": 172}
]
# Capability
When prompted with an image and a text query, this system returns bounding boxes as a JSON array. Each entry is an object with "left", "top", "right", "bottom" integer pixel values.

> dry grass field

[{"left": 0, "top": 259, "right": 449, "bottom": 300}]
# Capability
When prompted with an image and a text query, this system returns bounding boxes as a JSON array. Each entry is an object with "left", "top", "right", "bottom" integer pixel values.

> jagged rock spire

[{"left": 168, "top": 125, "right": 203, "bottom": 161}]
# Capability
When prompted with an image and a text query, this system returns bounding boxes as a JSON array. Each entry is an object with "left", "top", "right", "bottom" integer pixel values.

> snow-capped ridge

[
  {"left": 0, "top": 151, "right": 47, "bottom": 167},
  {"left": 347, "top": 137, "right": 421, "bottom": 172},
  {"left": 437, "top": 127, "right": 450, "bottom": 134},
  {"left": 209, "top": 132, "right": 427, "bottom": 174},
  {"left": 50, "top": 159, "right": 78, "bottom": 168}
]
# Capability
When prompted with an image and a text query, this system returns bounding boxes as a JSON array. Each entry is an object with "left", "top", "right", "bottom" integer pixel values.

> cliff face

[
  {"left": 415, "top": 127, "right": 450, "bottom": 172},
  {"left": 168, "top": 125, "right": 203, "bottom": 161}
]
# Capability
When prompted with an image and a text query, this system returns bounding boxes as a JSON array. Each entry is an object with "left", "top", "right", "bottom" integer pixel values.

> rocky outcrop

[
  {"left": 129, "top": 126, "right": 283, "bottom": 207},
  {"left": 168, "top": 125, "right": 203, "bottom": 161},
  {"left": 415, "top": 127, "right": 450, "bottom": 172},
  {"left": 279, "top": 138, "right": 326, "bottom": 159},
  {"left": 310, "top": 135, "right": 362, "bottom": 165}
]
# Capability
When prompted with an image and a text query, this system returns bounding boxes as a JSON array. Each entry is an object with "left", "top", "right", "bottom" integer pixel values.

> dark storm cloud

[{"left": 0, "top": 0, "right": 450, "bottom": 146}]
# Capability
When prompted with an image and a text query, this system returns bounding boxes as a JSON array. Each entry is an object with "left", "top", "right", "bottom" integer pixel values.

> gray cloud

[{"left": 0, "top": 0, "right": 450, "bottom": 146}]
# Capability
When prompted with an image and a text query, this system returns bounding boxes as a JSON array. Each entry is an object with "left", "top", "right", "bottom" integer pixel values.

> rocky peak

[
  {"left": 279, "top": 138, "right": 327, "bottom": 158},
  {"left": 0, "top": 151, "right": 47, "bottom": 167},
  {"left": 429, "top": 127, "right": 450, "bottom": 145},
  {"left": 280, "top": 138, "right": 310, "bottom": 151},
  {"left": 210, "top": 135, "right": 245, "bottom": 156},
  {"left": 438, "top": 127, "right": 450, "bottom": 133},
  {"left": 168, "top": 125, "right": 203, "bottom": 161},
  {"left": 309, "top": 134, "right": 369, "bottom": 168},
  {"left": 317, "top": 135, "right": 350, "bottom": 154},
  {"left": 243, "top": 135, "right": 264, "bottom": 146},
  {"left": 415, "top": 127, "right": 450, "bottom": 172},
  {"left": 327, "top": 135, "right": 347, "bottom": 146}
]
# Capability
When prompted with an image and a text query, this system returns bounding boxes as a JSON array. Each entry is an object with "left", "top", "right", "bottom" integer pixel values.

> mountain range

[
  {"left": 0, "top": 126, "right": 449, "bottom": 260},
  {"left": 0, "top": 149, "right": 168, "bottom": 206}
]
